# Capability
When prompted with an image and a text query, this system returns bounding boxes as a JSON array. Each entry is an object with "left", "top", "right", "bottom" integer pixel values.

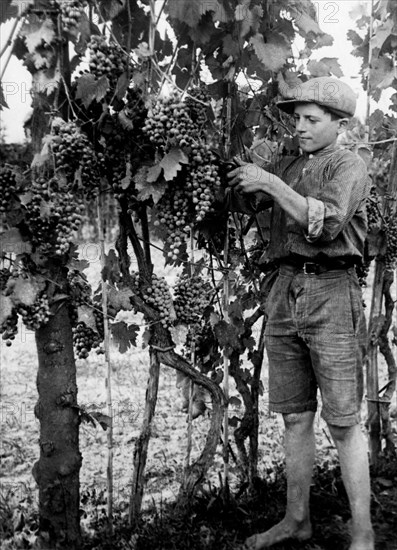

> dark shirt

[{"left": 228, "top": 144, "right": 371, "bottom": 262}]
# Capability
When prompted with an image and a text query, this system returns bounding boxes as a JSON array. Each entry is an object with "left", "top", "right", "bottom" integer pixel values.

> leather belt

[{"left": 280, "top": 256, "right": 356, "bottom": 275}]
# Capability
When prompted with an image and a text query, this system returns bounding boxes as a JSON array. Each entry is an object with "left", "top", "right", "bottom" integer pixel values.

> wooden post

[{"left": 97, "top": 198, "right": 114, "bottom": 531}]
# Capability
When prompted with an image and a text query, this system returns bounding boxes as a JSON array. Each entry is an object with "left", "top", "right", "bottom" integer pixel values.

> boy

[{"left": 228, "top": 77, "right": 374, "bottom": 550}]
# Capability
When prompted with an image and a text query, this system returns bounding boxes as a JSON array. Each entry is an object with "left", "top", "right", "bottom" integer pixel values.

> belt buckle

[{"left": 303, "top": 262, "right": 318, "bottom": 275}]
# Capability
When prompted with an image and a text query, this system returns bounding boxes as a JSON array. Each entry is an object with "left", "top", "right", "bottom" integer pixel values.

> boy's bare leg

[
  {"left": 328, "top": 423, "right": 374, "bottom": 550},
  {"left": 244, "top": 411, "right": 315, "bottom": 550}
]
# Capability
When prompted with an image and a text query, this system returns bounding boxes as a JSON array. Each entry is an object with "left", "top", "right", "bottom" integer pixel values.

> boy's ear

[{"left": 337, "top": 118, "right": 349, "bottom": 134}]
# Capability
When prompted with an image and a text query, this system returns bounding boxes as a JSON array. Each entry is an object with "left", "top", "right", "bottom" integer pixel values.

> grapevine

[
  {"left": 0, "top": 167, "right": 18, "bottom": 213},
  {"left": 144, "top": 91, "right": 222, "bottom": 261}
]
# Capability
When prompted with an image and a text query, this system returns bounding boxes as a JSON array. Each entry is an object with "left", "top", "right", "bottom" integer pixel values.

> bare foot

[
  {"left": 349, "top": 528, "right": 375, "bottom": 550},
  {"left": 244, "top": 517, "right": 312, "bottom": 549}
]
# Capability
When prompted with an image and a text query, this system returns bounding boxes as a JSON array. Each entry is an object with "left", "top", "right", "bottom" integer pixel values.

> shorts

[{"left": 264, "top": 265, "right": 366, "bottom": 427}]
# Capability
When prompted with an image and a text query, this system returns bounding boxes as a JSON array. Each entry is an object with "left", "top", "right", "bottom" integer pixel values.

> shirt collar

[{"left": 302, "top": 142, "right": 338, "bottom": 160}]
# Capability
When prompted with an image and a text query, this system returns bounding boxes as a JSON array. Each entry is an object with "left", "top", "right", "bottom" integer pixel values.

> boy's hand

[{"left": 227, "top": 157, "right": 278, "bottom": 195}]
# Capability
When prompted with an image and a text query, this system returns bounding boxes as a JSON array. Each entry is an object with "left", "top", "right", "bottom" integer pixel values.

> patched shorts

[{"left": 264, "top": 265, "right": 366, "bottom": 427}]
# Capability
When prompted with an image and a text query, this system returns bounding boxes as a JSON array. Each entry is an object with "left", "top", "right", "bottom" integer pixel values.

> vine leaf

[
  {"left": 167, "top": 0, "right": 203, "bottom": 27},
  {"left": 102, "top": 249, "right": 121, "bottom": 284},
  {"left": 0, "top": 295, "right": 13, "bottom": 325},
  {"left": 118, "top": 111, "right": 134, "bottom": 131},
  {"left": 68, "top": 257, "right": 90, "bottom": 273},
  {"left": 166, "top": 0, "right": 230, "bottom": 25},
  {"left": 98, "top": 0, "right": 126, "bottom": 21},
  {"left": 160, "top": 148, "right": 189, "bottom": 181},
  {"left": 250, "top": 33, "right": 291, "bottom": 72},
  {"left": 76, "top": 74, "right": 109, "bottom": 108},
  {"left": 170, "top": 324, "right": 189, "bottom": 346},
  {"left": 116, "top": 72, "right": 129, "bottom": 100},
  {"left": 22, "top": 19, "right": 56, "bottom": 53},
  {"left": 213, "top": 320, "right": 239, "bottom": 356},
  {"left": 8, "top": 276, "right": 45, "bottom": 307},
  {"left": 236, "top": 3, "right": 263, "bottom": 38},
  {"left": 107, "top": 287, "right": 134, "bottom": 313},
  {"left": 0, "top": 228, "right": 32, "bottom": 256},
  {"left": 120, "top": 162, "right": 132, "bottom": 190},
  {"left": 370, "top": 57, "right": 396, "bottom": 98},
  {"left": 135, "top": 165, "right": 165, "bottom": 204},
  {"left": 31, "top": 133, "right": 56, "bottom": 168},
  {"left": 34, "top": 67, "right": 60, "bottom": 95},
  {"left": 307, "top": 58, "right": 343, "bottom": 78},
  {"left": 77, "top": 305, "right": 97, "bottom": 332},
  {"left": 146, "top": 164, "right": 161, "bottom": 183},
  {"left": 110, "top": 321, "right": 139, "bottom": 353},
  {"left": 370, "top": 18, "right": 394, "bottom": 52}
]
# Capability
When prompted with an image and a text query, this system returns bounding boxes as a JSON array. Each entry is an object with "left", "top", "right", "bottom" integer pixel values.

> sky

[{"left": 0, "top": 0, "right": 389, "bottom": 143}]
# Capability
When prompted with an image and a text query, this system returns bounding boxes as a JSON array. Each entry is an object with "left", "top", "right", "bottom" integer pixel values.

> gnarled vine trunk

[{"left": 33, "top": 283, "right": 81, "bottom": 548}]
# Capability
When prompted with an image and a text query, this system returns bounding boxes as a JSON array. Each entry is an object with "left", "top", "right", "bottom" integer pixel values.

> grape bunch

[
  {"left": 51, "top": 121, "right": 104, "bottom": 195},
  {"left": 67, "top": 270, "right": 92, "bottom": 306},
  {"left": 73, "top": 322, "right": 102, "bottom": 359},
  {"left": 60, "top": 0, "right": 86, "bottom": 34},
  {"left": 131, "top": 271, "right": 174, "bottom": 328},
  {"left": 366, "top": 186, "right": 381, "bottom": 232},
  {"left": 185, "top": 87, "right": 210, "bottom": 128},
  {"left": 93, "top": 306, "right": 105, "bottom": 340},
  {"left": 384, "top": 215, "right": 397, "bottom": 270},
  {"left": 124, "top": 89, "right": 148, "bottom": 133},
  {"left": 0, "top": 309, "right": 18, "bottom": 347},
  {"left": 355, "top": 261, "right": 371, "bottom": 287},
  {"left": 87, "top": 35, "right": 130, "bottom": 88},
  {"left": 142, "top": 94, "right": 199, "bottom": 151},
  {"left": 25, "top": 178, "right": 85, "bottom": 256},
  {"left": 18, "top": 294, "right": 51, "bottom": 331},
  {"left": 0, "top": 268, "right": 12, "bottom": 291},
  {"left": 184, "top": 320, "right": 218, "bottom": 368},
  {"left": 174, "top": 274, "right": 212, "bottom": 325},
  {"left": 0, "top": 167, "right": 18, "bottom": 213},
  {"left": 155, "top": 187, "right": 190, "bottom": 260},
  {"left": 103, "top": 123, "right": 131, "bottom": 198},
  {"left": 186, "top": 144, "right": 221, "bottom": 222}
]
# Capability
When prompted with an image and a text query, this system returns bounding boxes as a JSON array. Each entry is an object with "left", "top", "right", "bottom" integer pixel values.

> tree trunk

[{"left": 33, "top": 295, "right": 81, "bottom": 549}]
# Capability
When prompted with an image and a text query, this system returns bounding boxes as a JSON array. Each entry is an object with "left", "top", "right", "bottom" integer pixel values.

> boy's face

[{"left": 292, "top": 103, "right": 347, "bottom": 153}]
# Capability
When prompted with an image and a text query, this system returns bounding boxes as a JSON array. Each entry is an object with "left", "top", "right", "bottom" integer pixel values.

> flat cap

[{"left": 277, "top": 77, "right": 356, "bottom": 118}]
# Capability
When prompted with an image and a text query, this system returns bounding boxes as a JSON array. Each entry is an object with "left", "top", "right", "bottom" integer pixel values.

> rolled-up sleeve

[
  {"left": 305, "top": 197, "right": 325, "bottom": 242},
  {"left": 306, "top": 156, "right": 369, "bottom": 244}
]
